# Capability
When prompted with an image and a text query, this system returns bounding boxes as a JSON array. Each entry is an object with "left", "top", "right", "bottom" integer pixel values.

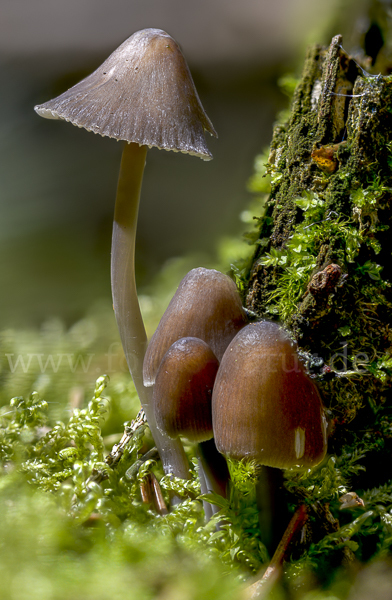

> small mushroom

[
  {"left": 153, "top": 336, "right": 228, "bottom": 517},
  {"left": 153, "top": 337, "right": 218, "bottom": 443},
  {"left": 143, "top": 267, "right": 248, "bottom": 386},
  {"left": 212, "top": 320, "right": 328, "bottom": 575},
  {"left": 212, "top": 320, "right": 327, "bottom": 469},
  {"left": 34, "top": 29, "right": 217, "bottom": 479}
]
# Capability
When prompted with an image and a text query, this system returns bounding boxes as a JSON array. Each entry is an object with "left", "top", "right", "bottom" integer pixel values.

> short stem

[
  {"left": 194, "top": 442, "right": 227, "bottom": 527},
  {"left": 111, "top": 141, "right": 189, "bottom": 480},
  {"left": 198, "top": 439, "right": 229, "bottom": 516},
  {"left": 197, "top": 460, "right": 213, "bottom": 521}
]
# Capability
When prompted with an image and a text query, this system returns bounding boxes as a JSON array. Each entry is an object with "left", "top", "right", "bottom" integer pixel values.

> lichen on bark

[{"left": 244, "top": 35, "right": 392, "bottom": 491}]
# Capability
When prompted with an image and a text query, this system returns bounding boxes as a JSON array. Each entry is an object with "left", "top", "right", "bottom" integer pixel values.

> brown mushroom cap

[
  {"left": 153, "top": 337, "right": 219, "bottom": 443},
  {"left": 212, "top": 321, "right": 327, "bottom": 469},
  {"left": 34, "top": 28, "right": 217, "bottom": 160},
  {"left": 143, "top": 267, "right": 248, "bottom": 386}
]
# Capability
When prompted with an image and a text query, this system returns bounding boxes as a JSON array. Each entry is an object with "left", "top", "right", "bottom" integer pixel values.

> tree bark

[{"left": 244, "top": 34, "right": 392, "bottom": 481}]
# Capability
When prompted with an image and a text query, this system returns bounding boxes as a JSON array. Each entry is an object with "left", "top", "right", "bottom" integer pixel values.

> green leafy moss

[{"left": 0, "top": 376, "right": 247, "bottom": 599}]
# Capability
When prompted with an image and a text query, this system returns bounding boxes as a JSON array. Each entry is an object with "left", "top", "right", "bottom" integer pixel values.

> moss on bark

[{"left": 243, "top": 35, "right": 392, "bottom": 561}]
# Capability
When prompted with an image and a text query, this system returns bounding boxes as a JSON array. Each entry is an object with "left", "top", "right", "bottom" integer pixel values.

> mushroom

[
  {"left": 153, "top": 336, "right": 228, "bottom": 517},
  {"left": 212, "top": 320, "right": 327, "bottom": 468},
  {"left": 143, "top": 267, "right": 248, "bottom": 386},
  {"left": 34, "top": 29, "right": 217, "bottom": 479},
  {"left": 153, "top": 337, "right": 218, "bottom": 443},
  {"left": 212, "top": 320, "right": 327, "bottom": 551}
]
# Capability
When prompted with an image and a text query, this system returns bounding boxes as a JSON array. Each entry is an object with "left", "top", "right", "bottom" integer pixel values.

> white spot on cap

[
  {"left": 295, "top": 427, "right": 305, "bottom": 459},
  {"left": 321, "top": 413, "right": 328, "bottom": 445}
]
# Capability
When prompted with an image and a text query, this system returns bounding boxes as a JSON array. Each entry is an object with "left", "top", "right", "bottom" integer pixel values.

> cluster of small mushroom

[{"left": 143, "top": 267, "right": 328, "bottom": 498}]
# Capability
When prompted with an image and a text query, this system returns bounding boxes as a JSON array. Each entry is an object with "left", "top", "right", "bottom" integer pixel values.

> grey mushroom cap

[{"left": 34, "top": 28, "right": 217, "bottom": 160}]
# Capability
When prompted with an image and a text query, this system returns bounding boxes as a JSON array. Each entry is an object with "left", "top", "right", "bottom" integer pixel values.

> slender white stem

[
  {"left": 197, "top": 457, "right": 213, "bottom": 521},
  {"left": 111, "top": 141, "right": 190, "bottom": 480},
  {"left": 197, "top": 440, "right": 228, "bottom": 516}
]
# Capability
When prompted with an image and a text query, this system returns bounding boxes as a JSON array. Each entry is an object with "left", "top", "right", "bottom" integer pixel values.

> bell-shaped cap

[
  {"left": 34, "top": 28, "right": 217, "bottom": 160},
  {"left": 212, "top": 321, "right": 327, "bottom": 469},
  {"left": 153, "top": 337, "right": 219, "bottom": 443},
  {"left": 143, "top": 267, "right": 248, "bottom": 386}
]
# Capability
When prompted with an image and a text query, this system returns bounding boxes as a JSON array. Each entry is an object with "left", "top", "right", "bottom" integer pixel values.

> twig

[
  {"left": 150, "top": 472, "right": 169, "bottom": 515},
  {"left": 87, "top": 409, "right": 148, "bottom": 485},
  {"left": 105, "top": 409, "right": 147, "bottom": 468}
]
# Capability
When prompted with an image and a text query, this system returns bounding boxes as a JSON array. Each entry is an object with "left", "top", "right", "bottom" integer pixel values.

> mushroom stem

[
  {"left": 111, "top": 141, "right": 190, "bottom": 480},
  {"left": 198, "top": 439, "right": 229, "bottom": 515},
  {"left": 197, "top": 463, "right": 213, "bottom": 521}
]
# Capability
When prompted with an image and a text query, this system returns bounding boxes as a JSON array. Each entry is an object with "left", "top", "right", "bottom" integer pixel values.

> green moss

[{"left": 0, "top": 374, "right": 255, "bottom": 599}]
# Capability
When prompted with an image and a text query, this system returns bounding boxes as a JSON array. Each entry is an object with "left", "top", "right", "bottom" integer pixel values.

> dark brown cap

[
  {"left": 153, "top": 337, "right": 219, "bottom": 443},
  {"left": 34, "top": 28, "right": 217, "bottom": 160},
  {"left": 212, "top": 321, "right": 327, "bottom": 469},
  {"left": 143, "top": 267, "right": 247, "bottom": 386}
]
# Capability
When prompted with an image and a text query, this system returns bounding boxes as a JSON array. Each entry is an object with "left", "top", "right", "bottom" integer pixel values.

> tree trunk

[
  {"left": 246, "top": 34, "right": 392, "bottom": 431},
  {"left": 243, "top": 33, "right": 392, "bottom": 551}
]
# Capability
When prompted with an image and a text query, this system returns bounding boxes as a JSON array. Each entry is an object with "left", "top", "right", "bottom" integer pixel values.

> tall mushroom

[{"left": 34, "top": 29, "right": 217, "bottom": 479}]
